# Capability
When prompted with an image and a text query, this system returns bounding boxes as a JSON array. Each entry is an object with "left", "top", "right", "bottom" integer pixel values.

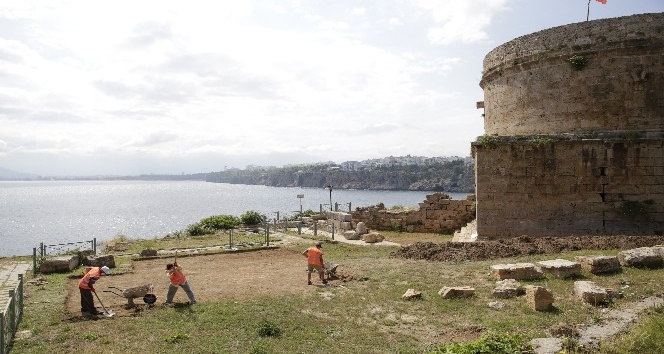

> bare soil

[
  {"left": 391, "top": 235, "right": 664, "bottom": 262},
  {"left": 66, "top": 248, "right": 351, "bottom": 318}
]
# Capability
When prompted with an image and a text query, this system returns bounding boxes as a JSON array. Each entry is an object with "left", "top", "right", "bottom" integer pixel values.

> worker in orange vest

[
  {"left": 78, "top": 265, "right": 110, "bottom": 315},
  {"left": 165, "top": 261, "right": 196, "bottom": 304},
  {"left": 302, "top": 242, "right": 327, "bottom": 285}
]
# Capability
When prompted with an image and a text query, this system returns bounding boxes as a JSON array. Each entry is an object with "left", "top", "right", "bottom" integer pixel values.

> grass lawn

[{"left": 10, "top": 232, "right": 664, "bottom": 354}]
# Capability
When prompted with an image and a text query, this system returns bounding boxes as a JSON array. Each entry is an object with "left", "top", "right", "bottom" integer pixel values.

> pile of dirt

[{"left": 391, "top": 235, "right": 664, "bottom": 262}]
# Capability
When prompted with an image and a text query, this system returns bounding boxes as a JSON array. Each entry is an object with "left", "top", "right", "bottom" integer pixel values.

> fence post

[
  {"left": 17, "top": 275, "right": 23, "bottom": 324},
  {"left": 265, "top": 224, "right": 270, "bottom": 247},
  {"left": 8, "top": 290, "right": 14, "bottom": 338},
  {"left": 229, "top": 229, "right": 234, "bottom": 250},
  {"left": 348, "top": 202, "right": 352, "bottom": 212},
  {"left": 331, "top": 224, "right": 335, "bottom": 240},
  {"left": 32, "top": 248, "right": 37, "bottom": 276},
  {"left": 313, "top": 222, "right": 317, "bottom": 236},
  {"left": 39, "top": 242, "right": 44, "bottom": 257},
  {"left": 297, "top": 222, "right": 301, "bottom": 235},
  {"left": 1, "top": 309, "right": 5, "bottom": 354}
]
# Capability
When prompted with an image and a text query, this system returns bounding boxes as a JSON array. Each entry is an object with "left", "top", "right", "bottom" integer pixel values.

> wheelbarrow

[
  {"left": 324, "top": 262, "right": 339, "bottom": 280},
  {"left": 104, "top": 284, "right": 156, "bottom": 307}
]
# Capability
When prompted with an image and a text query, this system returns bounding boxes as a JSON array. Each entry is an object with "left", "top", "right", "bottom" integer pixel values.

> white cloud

[{"left": 412, "top": 0, "right": 508, "bottom": 45}]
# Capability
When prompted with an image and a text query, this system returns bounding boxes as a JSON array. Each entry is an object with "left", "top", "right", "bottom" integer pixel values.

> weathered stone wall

[
  {"left": 351, "top": 193, "right": 476, "bottom": 234},
  {"left": 475, "top": 13, "right": 664, "bottom": 239},
  {"left": 473, "top": 138, "right": 664, "bottom": 239},
  {"left": 480, "top": 13, "right": 664, "bottom": 136}
]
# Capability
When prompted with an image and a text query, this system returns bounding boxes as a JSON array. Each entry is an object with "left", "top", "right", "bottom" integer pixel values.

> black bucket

[{"left": 143, "top": 294, "right": 157, "bottom": 304}]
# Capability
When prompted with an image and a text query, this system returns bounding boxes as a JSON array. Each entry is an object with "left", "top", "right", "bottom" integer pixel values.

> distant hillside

[
  {"left": 206, "top": 159, "right": 475, "bottom": 192},
  {"left": 0, "top": 167, "right": 38, "bottom": 180}
]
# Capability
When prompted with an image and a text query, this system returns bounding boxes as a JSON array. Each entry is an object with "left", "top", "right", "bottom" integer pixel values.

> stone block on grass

[
  {"left": 537, "top": 259, "right": 581, "bottom": 279},
  {"left": 574, "top": 281, "right": 608, "bottom": 305},
  {"left": 402, "top": 288, "right": 422, "bottom": 300},
  {"left": 618, "top": 247, "right": 663, "bottom": 268},
  {"left": 525, "top": 285, "right": 554, "bottom": 311},
  {"left": 493, "top": 279, "right": 524, "bottom": 299},
  {"left": 40, "top": 255, "right": 79, "bottom": 274},
  {"left": 574, "top": 255, "right": 621, "bottom": 274},
  {"left": 490, "top": 263, "right": 544, "bottom": 280},
  {"left": 438, "top": 286, "right": 475, "bottom": 299}
]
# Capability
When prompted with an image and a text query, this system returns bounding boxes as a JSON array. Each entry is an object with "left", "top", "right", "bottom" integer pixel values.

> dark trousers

[{"left": 80, "top": 288, "right": 97, "bottom": 313}]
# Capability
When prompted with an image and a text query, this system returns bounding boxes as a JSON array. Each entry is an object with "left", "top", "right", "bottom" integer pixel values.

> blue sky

[{"left": 0, "top": 0, "right": 662, "bottom": 176}]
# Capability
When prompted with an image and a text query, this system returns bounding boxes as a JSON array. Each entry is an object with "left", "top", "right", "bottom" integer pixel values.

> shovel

[{"left": 93, "top": 291, "right": 115, "bottom": 317}]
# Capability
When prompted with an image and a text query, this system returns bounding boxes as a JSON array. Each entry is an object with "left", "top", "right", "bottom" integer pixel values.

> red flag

[{"left": 596, "top": 0, "right": 607, "bottom": 4}]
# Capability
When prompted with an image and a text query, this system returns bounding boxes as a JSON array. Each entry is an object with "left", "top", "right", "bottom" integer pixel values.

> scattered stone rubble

[
  {"left": 492, "top": 279, "right": 524, "bottom": 299},
  {"left": 617, "top": 247, "right": 663, "bottom": 267},
  {"left": 438, "top": 286, "right": 475, "bottom": 299},
  {"left": 397, "top": 244, "right": 664, "bottom": 352},
  {"left": 536, "top": 259, "right": 581, "bottom": 279},
  {"left": 574, "top": 255, "right": 621, "bottom": 274},
  {"left": 525, "top": 286, "right": 554, "bottom": 311},
  {"left": 490, "top": 263, "right": 544, "bottom": 280},
  {"left": 402, "top": 288, "right": 422, "bottom": 300}
]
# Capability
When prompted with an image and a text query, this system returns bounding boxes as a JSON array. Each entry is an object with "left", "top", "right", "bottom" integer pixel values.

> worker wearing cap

[
  {"left": 165, "top": 262, "right": 196, "bottom": 304},
  {"left": 78, "top": 265, "right": 110, "bottom": 316},
  {"left": 303, "top": 242, "right": 326, "bottom": 285}
]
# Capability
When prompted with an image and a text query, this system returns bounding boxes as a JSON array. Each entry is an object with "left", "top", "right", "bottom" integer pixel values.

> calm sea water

[{"left": 0, "top": 180, "right": 470, "bottom": 256}]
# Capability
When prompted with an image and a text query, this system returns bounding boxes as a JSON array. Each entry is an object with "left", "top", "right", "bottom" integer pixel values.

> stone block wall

[
  {"left": 480, "top": 13, "right": 664, "bottom": 136},
  {"left": 473, "top": 138, "right": 664, "bottom": 239},
  {"left": 351, "top": 193, "right": 476, "bottom": 234}
]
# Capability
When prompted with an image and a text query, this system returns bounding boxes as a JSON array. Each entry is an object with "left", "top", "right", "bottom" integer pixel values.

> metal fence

[
  {"left": 0, "top": 274, "right": 24, "bottom": 354},
  {"left": 32, "top": 239, "right": 96, "bottom": 275}
]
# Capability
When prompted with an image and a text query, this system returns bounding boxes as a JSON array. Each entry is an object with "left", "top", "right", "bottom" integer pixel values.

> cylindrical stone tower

[{"left": 473, "top": 13, "right": 664, "bottom": 239}]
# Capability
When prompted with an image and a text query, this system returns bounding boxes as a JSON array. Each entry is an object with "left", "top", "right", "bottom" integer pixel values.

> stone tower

[{"left": 473, "top": 13, "right": 664, "bottom": 239}]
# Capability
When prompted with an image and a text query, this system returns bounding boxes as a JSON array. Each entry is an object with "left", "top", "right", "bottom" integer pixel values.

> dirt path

[{"left": 66, "top": 248, "right": 339, "bottom": 317}]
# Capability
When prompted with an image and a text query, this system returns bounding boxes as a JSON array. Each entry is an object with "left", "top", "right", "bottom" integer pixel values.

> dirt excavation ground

[
  {"left": 65, "top": 248, "right": 350, "bottom": 318},
  {"left": 392, "top": 235, "right": 664, "bottom": 262}
]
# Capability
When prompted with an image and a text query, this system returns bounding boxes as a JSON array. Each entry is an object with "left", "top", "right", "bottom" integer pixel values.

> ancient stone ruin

[
  {"left": 351, "top": 192, "right": 475, "bottom": 233},
  {"left": 473, "top": 13, "right": 664, "bottom": 239}
]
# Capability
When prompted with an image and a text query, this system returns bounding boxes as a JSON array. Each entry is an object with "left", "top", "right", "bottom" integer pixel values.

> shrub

[
  {"left": 257, "top": 320, "right": 281, "bottom": 337},
  {"left": 200, "top": 214, "right": 241, "bottom": 230},
  {"left": 429, "top": 331, "right": 533, "bottom": 354},
  {"left": 568, "top": 55, "right": 588, "bottom": 70},
  {"left": 186, "top": 222, "right": 213, "bottom": 236},
  {"left": 241, "top": 210, "right": 265, "bottom": 225},
  {"left": 475, "top": 135, "right": 498, "bottom": 149}
]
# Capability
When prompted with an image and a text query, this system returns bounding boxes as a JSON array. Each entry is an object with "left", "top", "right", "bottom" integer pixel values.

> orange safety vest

[
  {"left": 78, "top": 267, "right": 102, "bottom": 290},
  {"left": 167, "top": 266, "right": 187, "bottom": 286},
  {"left": 306, "top": 247, "right": 323, "bottom": 267}
]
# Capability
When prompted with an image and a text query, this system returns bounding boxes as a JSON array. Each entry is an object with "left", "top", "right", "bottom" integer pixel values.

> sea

[{"left": 0, "top": 180, "right": 471, "bottom": 257}]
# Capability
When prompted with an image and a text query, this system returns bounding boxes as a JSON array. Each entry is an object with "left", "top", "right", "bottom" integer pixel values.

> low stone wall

[{"left": 351, "top": 193, "right": 476, "bottom": 233}]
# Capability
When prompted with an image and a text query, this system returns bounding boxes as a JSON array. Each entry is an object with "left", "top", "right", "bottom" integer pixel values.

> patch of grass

[
  {"left": 428, "top": 331, "right": 533, "bottom": 354},
  {"left": 257, "top": 320, "right": 282, "bottom": 337}
]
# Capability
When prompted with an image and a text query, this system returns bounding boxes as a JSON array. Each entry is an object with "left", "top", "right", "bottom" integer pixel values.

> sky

[{"left": 0, "top": 1, "right": 662, "bottom": 176}]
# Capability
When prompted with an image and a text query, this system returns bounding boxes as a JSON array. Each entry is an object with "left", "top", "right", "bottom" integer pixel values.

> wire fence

[
  {"left": 32, "top": 239, "right": 96, "bottom": 275},
  {"left": 0, "top": 274, "right": 24, "bottom": 354}
]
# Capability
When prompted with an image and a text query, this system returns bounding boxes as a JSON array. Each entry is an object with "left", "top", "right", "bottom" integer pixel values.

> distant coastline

[{"left": 0, "top": 155, "right": 475, "bottom": 193}]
